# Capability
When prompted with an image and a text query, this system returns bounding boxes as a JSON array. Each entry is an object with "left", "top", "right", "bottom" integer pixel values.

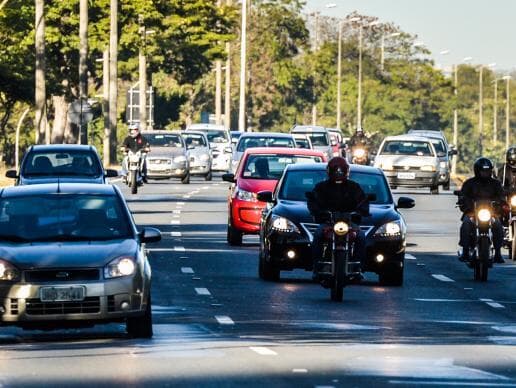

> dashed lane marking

[
  {"left": 173, "top": 210, "right": 181, "bottom": 214},
  {"left": 292, "top": 369, "right": 308, "bottom": 373},
  {"left": 177, "top": 202, "right": 185, "bottom": 206},
  {"left": 215, "top": 316, "right": 234, "bottom": 325},
  {"left": 170, "top": 220, "right": 181, "bottom": 225},
  {"left": 170, "top": 232, "right": 182, "bottom": 237},
  {"left": 202, "top": 186, "right": 209, "bottom": 190},
  {"left": 249, "top": 347, "right": 277, "bottom": 356},
  {"left": 480, "top": 298, "right": 505, "bottom": 309},
  {"left": 405, "top": 254, "right": 417, "bottom": 260},
  {"left": 195, "top": 288, "right": 211, "bottom": 296},
  {"left": 432, "top": 274, "right": 455, "bottom": 282},
  {"left": 174, "top": 246, "right": 186, "bottom": 252},
  {"left": 389, "top": 382, "right": 516, "bottom": 387},
  {"left": 183, "top": 195, "right": 191, "bottom": 199},
  {"left": 181, "top": 267, "right": 194, "bottom": 274}
]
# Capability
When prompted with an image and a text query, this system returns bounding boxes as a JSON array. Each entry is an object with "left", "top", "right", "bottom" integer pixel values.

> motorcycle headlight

[
  {"left": 236, "top": 189, "right": 257, "bottom": 202},
  {"left": 104, "top": 257, "right": 136, "bottom": 279},
  {"left": 477, "top": 209, "right": 491, "bottom": 223},
  {"left": 270, "top": 215, "right": 300, "bottom": 234},
  {"left": 334, "top": 221, "right": 349, "bottom": 236},
  {"left": 0, "top": 259, "right": 20, "bottom": 281},
  {"left": 200, "top": 154, "right": 210, "bottom": 161},
  {"left": 129, "top": 154, "right": 140, "bottom": 163},
  {"left": 510, "top": 195, "right": 516, "bottom": 208},
  {"left": 374, "top": 220, "right": 402, "bottom": 237},
  {"left": 173, "top": 155, "right": 187, "bottom": 163},
  {"left": 420, "top": 165, "right": 436, "bottom": 172},
  {"left": 353, "top": 149, "right": 366, "bottom": 158}
]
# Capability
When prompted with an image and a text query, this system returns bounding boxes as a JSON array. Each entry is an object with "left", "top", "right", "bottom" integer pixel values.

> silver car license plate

[
  {"left": 40, "top": 286, "right": 86, "bottom": 302},
  {"left": 397, "top": 172, "right": 416, "bottom": 180}
]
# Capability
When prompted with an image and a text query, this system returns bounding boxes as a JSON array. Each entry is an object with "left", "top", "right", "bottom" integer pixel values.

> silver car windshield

[
  {"left": 278, "top": 170, "right": 391, "bottom": 204},
  {"left": 205, "top": 130, "right": 230, "bottom": 143},
  {"left": 147, "top": 134, "right": 183, "bottom": 148},
  {"left": 184, "top": 134, "right": 207, "bottom": 147},
  {"left": 0, "top": 194, "right": 132, "bottom": 242},
  {"left": 22, "top": 151, "right": 102, "bottom": 177},
  {"left": 381, "top": 141, "right": 434, "bottom": 156}
]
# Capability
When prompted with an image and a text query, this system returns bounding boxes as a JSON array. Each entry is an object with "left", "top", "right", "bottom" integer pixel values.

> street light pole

[
  {"left": 381, "top": 32, "right": 400, "bottom": 72},
  {"left": 479, "top": 65, "right": 484, "bottom": 155},
  {"left": 494, "top": 78, "right": 498, "bottom": 143},
  {"left": 138, "top": 15, "right": 147, "bottom": 132},
  {"left": 336, "top": 19, "right": 342, "bottom": 130},
  {"left": 224, "top": 0, "right": 232, "bottom": 130},
  {"left": 215, "top": 0, "right": 223, "bottom": 125},
  {"left": 108, "top": 0, "right": 118, "bottom": 164},
  {"left": 79, "top": 0, "right": 88, "bottom": 144},
  {"left": 311, "top": 11, "right": 319, "bottom": 126},
  {"left": 452, "top": 64, "right": 458, "bottom": 175},
  {"left": 356, "top": 23, "right": 363, "bottom": 129},
  {"left": 504, "top": 75, "right": 512, "bottom": 149},
  {"left": 238, "top": 0, "right": 247, "bottom": 132}
]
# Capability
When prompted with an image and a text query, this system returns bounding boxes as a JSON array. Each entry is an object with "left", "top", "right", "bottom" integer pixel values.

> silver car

[
  {"left": 374, "top": 134, "right": 441, "bottom": 194},
  {"left": 290, "top": 125, "right": 333, "bottom": 161},
  {"left": 0, "top": 183, "right": 161, "bottom": 337},
  {"left": 182, "top": 131, "right": 213, "bottom": 181},
  {"left": 143, "top": 130, "right": 191, "bottom": 184},
  {"left": 185, "top": 124, "right": 232, "bottom": 172}
]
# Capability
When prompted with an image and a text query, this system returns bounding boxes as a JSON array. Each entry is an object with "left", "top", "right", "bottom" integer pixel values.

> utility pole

[
  {"left": 311, "top": 12, "right": 319, "bottom": 126},
  {"left": 357, "top": 24, "right": 363, "bottom": 129},
  {"left": 479, "top": 65, "right": 484, "bottom": 155},
  {"left": 336, "top": 19, "right": 342, "bottom": 130},
  {"left": 102, "top": 49, "right": 110, "bottom": 166},
  {"left": 494, "top": 78, "right": 498, "bottom": 143},
  {"left": 138, "top": 15, "right": 147, "bottom": 132},
  {"left": 505, "top": 76, "right": 511, "bottom": 149},
  {"left": 224, "top": 0, "right": 232, "bottom": 130},
  {"left": 108, "top": 0, "right": 118, "bottom": 164},
  {"left": 452, "top": 64, "right": 458, "bottom": 176},
  {"left": 79, "top": 0, "right": 88, "bottom": 144},
  {"left": 214, "top": 0, "right": 223, "bottom": 125},
  {"left": 238, "top": 0, "right": 247, "bottom": 132},
  {"left": 35, "top": 0, "right": 47, "bottom": 144}
]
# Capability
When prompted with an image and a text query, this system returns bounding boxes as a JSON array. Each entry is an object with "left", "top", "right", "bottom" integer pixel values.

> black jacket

[
  {"left": 308, "top": 179, "right": 369, "bottom": 223},
  {"left": 348, "top": 134, "right": 371, "bottom": 150},
  {"left": 459, "top": 176, "right": 506, "bottom": 214},
  {"left": 122, "top": 134, "right": 150, "bottom": 153},
  {"left": 497, "top": 164, "right": 516, "bottom": 192}
]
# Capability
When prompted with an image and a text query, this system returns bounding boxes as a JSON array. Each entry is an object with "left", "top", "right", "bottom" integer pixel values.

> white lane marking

[
  {"left": 249, "top": 347, "right": 277, "bottom": 356},
  {"left": 174, "top": 246, "right": 186, "bottom": 252},
  {"left": 195, "top": 288, "right": 211, "bottom": 296},
  {"left": 181, "top": 267, "right": 194, "bottom": 274},
  {"left": 215, "top": 315, "right": 234, "bottom": 325},
  {"left": 179, "top": 256, "right": 188, "bottom": 260},
  {"left": 173, "top": 215, "right": 180, "bottom": 218},
  {"left": 315, "top": 386, "right": 335, "bottom": 388},
  {"left": 110, "top": 177, "right": 123, "bottom": 183},
  {"left": 173, "top": 210, "right": 181, "bottom": 214},
  {"left": 202, "top": 186, "right": 209, "bottom": 190},
  {"left": 415, "top": 299, "right": 470, "bottom": 302},
  {"left": 170, "top": 220, "right": 181, "bottom": 225},
  {"left": 492, "top": 325, "right": 516, "bottom": 334},
  {"left": 481, "top": 298, "right": 505, "bottom": 309},
  {"left": 183, "top": 195, "right": 191, "bottom": 199},
  {"left": 177, "top": 202, "right": 185, "bottom": 206},
  {"left": 292, "top": 369, "right": 308, "bottom": 373},
  {"left": 405, "top": 254, "right": 417, "bottom": 260},
  {"left": 489, "top": 336, "right": 516, "bottom": 345},
  {"left": 170, "top": 232, "right": 182, "bottom": 237},
  {"left": 389, "top": 382, "right": 516, "bottom": 387},
  {"left": 432, "top": 274, "right": 455, "bottom": 282}
]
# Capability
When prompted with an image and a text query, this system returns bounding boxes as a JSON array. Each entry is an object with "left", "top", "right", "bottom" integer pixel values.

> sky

[{"left": 305, "top": 0, "right": 516, "bottom": 72}]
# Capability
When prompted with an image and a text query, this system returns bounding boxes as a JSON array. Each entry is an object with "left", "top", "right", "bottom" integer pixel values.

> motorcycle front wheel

[
  {"left": 475, "top": 236, "right": 490, "bottom": 282},
  {"left": 330, "top": 250, "right": 345, "bottom": 302},
  {"left": 130, "top": 171, "right": 138, "bottom": 194}
]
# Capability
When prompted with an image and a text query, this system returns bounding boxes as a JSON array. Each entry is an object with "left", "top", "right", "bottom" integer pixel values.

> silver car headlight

[
  {"left": 420, "top": 165, "right": 436, "bottom": 172},
  {"left": 173, "top": 155, "right": 187, "bottom": 164},
  {"left": 236, "top": 189, "right": 257, "bottom": 202},
  {"left": 270, "top": 215, "right": 300, "bottom": 234},
  {"left": 374, "top": 220, "right": 402, "bottom": 237},
  {"left": 0, "top": 259, "right": 20, "bottom": 281},
  {"left": 104, "top": 256, "right": 136, "bottom": 278},
  {"left": 477, "top": 209, "right": 491, "bottom": 223}
]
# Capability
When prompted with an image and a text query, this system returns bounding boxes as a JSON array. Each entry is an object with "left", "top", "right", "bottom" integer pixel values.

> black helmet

[
  {"left": 506, "top": 147, "right": 516, "bottom": 168},
  {"left": 327, "top": 157, "right": 349, "bottom": 183},
  {"left": 473, "top": 157, "right": 494, "bottom": 178}
]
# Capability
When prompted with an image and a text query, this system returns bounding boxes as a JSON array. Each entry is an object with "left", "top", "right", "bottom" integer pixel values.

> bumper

[
  {"left": 231, "top": 200, "right": 266, "bottom": 234},
  {"left": 189, "top": 163, "right": 211, "bottom": 176},
  {"left": 212, "top": 154, "right": 231, "bottom": 171},
  {"left": 147, "top": 163, "right": 188, "bottom": 178},
  {"left": 0, "top": 276, "right": 148, "bottom": 326},
  {"left": 384, "top": 170, "right": 439, "bottom": 188}
]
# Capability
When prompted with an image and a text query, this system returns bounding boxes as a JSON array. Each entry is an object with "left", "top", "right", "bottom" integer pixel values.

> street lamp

[
  {"left": 138, "top": 16, "right": 155, "bottom": 132},
  {"left": 380, "top": 32, "right": 400, "bottom": 72},
  {"left": 478, "top": 62, "right": 496, "bottom": 155},
  {"left": 503, "top": 75, "right": 512, "bottom": 148},
  {"left": 238, "top": 0, "right": 248, "bottom": 132}
]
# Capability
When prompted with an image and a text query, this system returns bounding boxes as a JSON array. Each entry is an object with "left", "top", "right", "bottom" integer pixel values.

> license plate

[
  {"left": 40, "top": 286, "right": 85, "bottom": 302},
  {"left": 150, "top": 165, "right": 169, "bottom": 171},
  {"left": 397, "top": 172, "right": 416, "bottom": 180}
]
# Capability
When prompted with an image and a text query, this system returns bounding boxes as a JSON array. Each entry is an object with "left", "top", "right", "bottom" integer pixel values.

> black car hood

[
  {"left": 0, "top": 239, "right": 138, "bottom": 269},
  {"left": 273, "top": 200, "right": 401, "bottom": 229}
]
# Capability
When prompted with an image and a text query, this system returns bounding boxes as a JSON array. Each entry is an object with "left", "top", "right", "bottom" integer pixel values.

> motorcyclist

[
  {"left": 458, "top": 157, "right": 506, "bottom": 263},
  {"left": 121, "top": 124, "right": 150, "bottom": 183},
  {"left": 497, "top": 146, "right": 516, "bottom": 191},
  {"left": 307, "top": 157, "right": 369, "bottom": 280},
  {"left": 348, "top": 127, "right": 372, "bottom": 163}
]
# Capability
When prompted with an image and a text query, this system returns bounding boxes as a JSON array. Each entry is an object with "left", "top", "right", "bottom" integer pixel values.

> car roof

[
  {"left": 238, "top": 132, "right": 293, "bottom": 138},
  {"left": 291, "top": 125, "right": 327, "bottom": 133},
  {"left": 180, "top": 130, "right": 208, "bottom": 138},
  {"left": 285, "top": 162, "right": 384, "bottom": 175},
  {"left": 383, "top": 134, "right": 434, "bottom": 143},
  {"left": 29, "top": 144, "right": 98, "bottom": 152},
  {"left": 242, "top": 147, "right": 324, "bottom": 157},
  {"left": 0, "top": 183, "right": 117, "bottom": 198},
  {"left": 407, "top": 130, "right": 446, "bottom": 139},
  {"left": 186, "top": 124, "right": 228, "bottom": 131},
  {"left": 142, "top": 130, "right": 182, "bottom": 135}
]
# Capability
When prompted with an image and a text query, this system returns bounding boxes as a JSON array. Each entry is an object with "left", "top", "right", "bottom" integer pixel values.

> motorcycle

[
  {"left": 313, "top": 210, "right": 362, "bottom": 302},
  {"left": 351, "top": 147, "right": 369, "bottom": 165},
  {"left": 503, "top": 192, "right": 516, "bottom": 261},
  {"left": 124, "top": 148, "right": 148, "bottom": 194},
  {"left": 455, "top": 191, "right": 495, "bottom": 281}
]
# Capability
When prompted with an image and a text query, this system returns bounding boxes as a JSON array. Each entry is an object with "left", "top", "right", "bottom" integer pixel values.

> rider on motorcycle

[
  {"left": 348, "top": 127, "right": 372, "bottom": 163},
  {"left": 458, "top": 157, "right": 506, "bottom": 263},
  {"left": 121, "top": 124, "right": 150, "bottom": 183},
  {"left": 307, "top": 157, "right": 369, "bottom": 280},
  {"left": 497, "top": 146, "right": 516, "bottom": 191}
]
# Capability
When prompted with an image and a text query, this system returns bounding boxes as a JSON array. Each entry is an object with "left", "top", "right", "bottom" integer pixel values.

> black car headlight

[
  {"left": 0, "top": 259, "right": 20, "bottom": 281},
  {"left": 270, "top": 215, "right": 300, "bottom": 234},
  {"left": 104, "top": 256, "right": 136, "bottom": 279},
  {"left": 374, "top": 220, "right": 402, "bottom": 237}
]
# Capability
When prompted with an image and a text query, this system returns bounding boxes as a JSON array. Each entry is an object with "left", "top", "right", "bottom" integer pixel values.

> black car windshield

[
  {"left": 147, "top": 134, "right": 183, "bottom": 148},
  {"left": 0, "top": 194, "right": 132, "bottom": 242},
  {"left": 242, "top": 154, "right": 323, "bottom": 180},
  {"left": 380, "top": 140, "right": 434, "bottom": 156},
  {"left": 22, "top": 150, "right": 102, "bottom": 177},
  {"left": 237, "top": 136, "right": 295, "bottom": 152},
  {"left": 204, "top": 130, "right": 230, "bottom": 143},
  {"left": 183, "top": 134, "right": 207, "bottom": 148},
  {"left": 278, "top": 170, "right": 391, "bottom": 204}
]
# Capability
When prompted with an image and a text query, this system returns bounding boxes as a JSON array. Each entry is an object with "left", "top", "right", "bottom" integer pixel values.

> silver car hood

[
  {"left": 187, "top": 147, "right": 210, "bottom": 157},
  {"left": 0, "top": 239, "right": 138, "bottom": 269},
  {"left": 374, "top": 154, "right": 438, "bottom": 167},
  {"left": 148, "top": 146, "right": 185, "bottom": 158}
]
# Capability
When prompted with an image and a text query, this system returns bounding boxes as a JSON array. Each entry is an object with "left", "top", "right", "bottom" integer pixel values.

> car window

[
  {"left": 147, "top": 134, "right": 184, "bottom": 148},
  {"left": 242, "top": 154, "right": 323, "bottom": 180},
  {"left": 0, "top": 194, "right": 132, "bottom": 242},
  {"left": 430, "top": 139, "right": 446, "bottom": 155},
  {"left": 380, "top": 141, "right": 434, "bottom": 156},
  {"left": 184, "top": 134, "right": 207, "bottom": 147},
  {"left": 236, "top": 136, "right": 295, "bottom": 152},
  {"left": 279, "top": 170, "right": 390, "bottom": 204},
  {"left": 22, "top": 150, "right": 102, "bottom": 177},
  {"left": 295, "top": 138, "right": 310, "bottom": 149},
  {"left": 204, "top": 130, "right": 230, "bottom": 143},
  {"left": 306, "top": 133, "right": 329, "bottom": 146}
]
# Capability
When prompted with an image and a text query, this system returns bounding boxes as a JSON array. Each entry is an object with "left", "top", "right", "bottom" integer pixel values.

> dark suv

[{"left": 6, "top": 144, "right": 117, "bottom": 185}]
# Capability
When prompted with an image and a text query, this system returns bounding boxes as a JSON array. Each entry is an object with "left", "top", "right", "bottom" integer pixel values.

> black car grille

[
  {"left": 107, "top": 295, "right": 115, "bottom": 312},
  {"left": 10, "top": 299, "right": 19, "bottom": 315},
  {"left": 25, "top": 297, "right": 101, "bottom": 315},
  {"left": 25, "top": 269, "right": 100, "bottom": 282},
  {"left": 301, "top": 223, "right": 374, "bottom": 242}
]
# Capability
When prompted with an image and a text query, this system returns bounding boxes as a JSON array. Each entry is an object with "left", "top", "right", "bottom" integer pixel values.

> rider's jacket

[
  {"left": 497, "top": 164, "right": 516, "bottom": 192},
  {"left": 307, "top": 179, "right": 369, "bottom": 223},
  {"left": 348, "top": 134, "right": 371, "bottom": 150},
  {"left": 459, "top": 176, "right": 506, "bottom": 215},
  {"left": 122, "top": 134, "right": 150, "bottom": 153}
]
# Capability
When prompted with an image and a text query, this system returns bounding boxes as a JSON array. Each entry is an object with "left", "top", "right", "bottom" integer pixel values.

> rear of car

[
  {"left": 186, "top": 124, "right": 232, "bottom": 172},
  {"left": 291, "top": 125, "right": 333, "bottom": 161},
  {"left": 224, "top": 147, "right": 326, "bottom": 245},
  {"left": 143, "top": 131, "right": 190, "bottom": 182},
  {"left": 374, "top": 135, "right": 440, "bottom": 193}
]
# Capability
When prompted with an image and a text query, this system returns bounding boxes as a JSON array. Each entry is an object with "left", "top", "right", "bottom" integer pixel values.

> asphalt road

[{"left": 1, "top": 176, "right": 516, "bottom": 387}]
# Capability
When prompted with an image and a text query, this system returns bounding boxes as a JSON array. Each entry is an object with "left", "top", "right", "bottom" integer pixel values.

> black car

[
  {"left": 257, "top": 163, "right": 415, "bottom": 285},
  {"left": 6, "top": 144, "right": 118, "bottom": 185}
]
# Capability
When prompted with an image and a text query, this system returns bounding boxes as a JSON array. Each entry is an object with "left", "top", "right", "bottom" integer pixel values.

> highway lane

[{"left": 0, "top": 178, "right": 515, "bottom": 387}]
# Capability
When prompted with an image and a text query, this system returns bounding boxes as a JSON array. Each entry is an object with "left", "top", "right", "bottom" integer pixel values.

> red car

[{"left": 222, "top": 147, "right": 327, "bottom": 245}]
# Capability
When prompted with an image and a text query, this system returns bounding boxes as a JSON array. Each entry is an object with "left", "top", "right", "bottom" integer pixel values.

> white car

[{"left": 186, "top": 124, "right": 232, "bottom": 172}]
